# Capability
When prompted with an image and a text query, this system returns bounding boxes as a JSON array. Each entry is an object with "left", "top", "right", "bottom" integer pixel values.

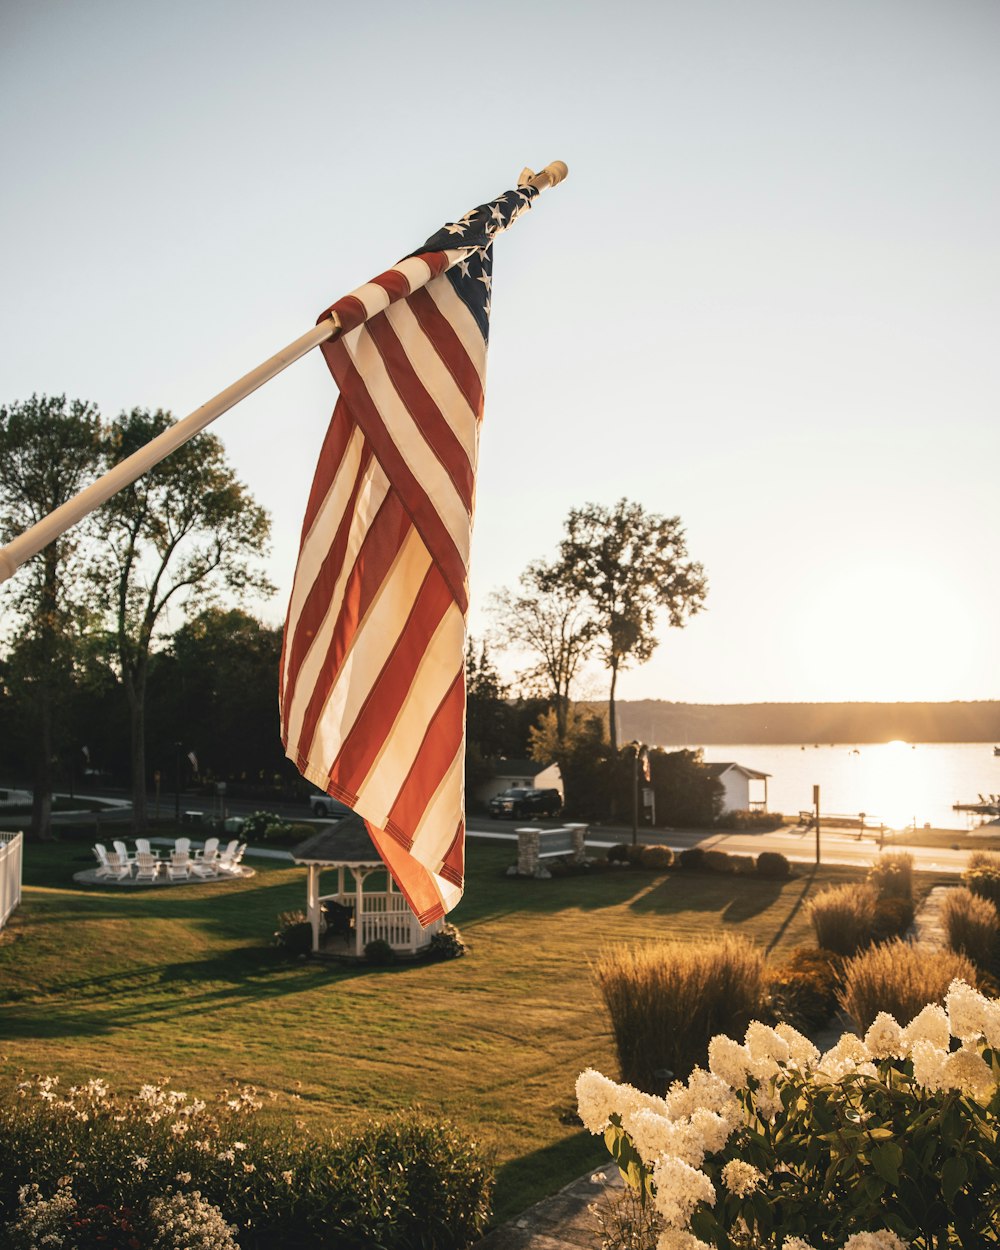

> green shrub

[
  {"left": 872, "top": 894, "right": 915, "bottom": 941},
  {"left": 942, "top": 886, "right": 999, "bottom": 970},
  {"left": 0, "top": 1078, "right": 493, "bottom": 1250},
  {"left": 427, "top": 923, "right": 469, "bottom": 960},
  {"left": 701, "top": 849, "right": 731, "bottom": 874},
  {"left": 639, "top": 844, "right": 673, "bottom": 871},
  {"left": 963, "top": 865, "right": 1000, "bottom": 910},
  {"left": 364, "top": 938, "right": 396, "bottom": 965},
  {"left": 624, "top": 843, "right": 645, "bottom": 867},
  {"left": 968, "top": 850, "right": 1000, "bottom": 872},
  {"left": 677, "top": 847, "right": 705, "bottom": 872},
  {"left": 723, "top": 810, "right": 784, "bottom": 832},
  {"left": 593, "top": 935, "right": 766, "bottom": 1090},
  {"left": 838, "top": 938, "right": 978, "bottom": 1030},
  {"left": 764, "top": 946, "right": 843, "bottom": 1031},
  {"left": 755, "top": 851, "right": 790, "bottom": 879},
  {"left": 867, "top": 851, "right": 914, "bottom": 902},
  {"left": 274, "top": 910, "right": 313, "bottom": 956},
  {"left": 607, "top": 843, "right": 631, "bottom": 864},
  {"left": 807, "top": 883, "right": 877, "bottom": 956},
  {"left": 729, "top": 854, "right": 756, "bottom": 876}
]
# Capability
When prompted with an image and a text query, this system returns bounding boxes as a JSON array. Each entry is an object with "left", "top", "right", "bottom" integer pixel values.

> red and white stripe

[{"left": 280, "top": 248, "right": 483, "bottom": 924}]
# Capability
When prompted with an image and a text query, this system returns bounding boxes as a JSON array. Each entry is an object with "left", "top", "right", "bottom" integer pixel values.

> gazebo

[{"left": 292, "top": 816, "right": 443, "bottom": 957}]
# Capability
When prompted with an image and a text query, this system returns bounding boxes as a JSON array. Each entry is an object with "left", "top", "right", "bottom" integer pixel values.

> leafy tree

[
  {"left": 489, "top": 561, "right": 594, "bottom": 742},
  {"left": 529, "top": 706, "right": 613, "bottom": 821},
  {"left": 0, "top": 396, "right": 103, "bottom": 838},
  {"left": 98, "top": 409, "right": 272, "bottom": 827},
  {"left": 553, "top": 499, "right": 707, "bottom": 753},
  {"left": 465, "top": 638, "right": 510, "bottom": 760}
]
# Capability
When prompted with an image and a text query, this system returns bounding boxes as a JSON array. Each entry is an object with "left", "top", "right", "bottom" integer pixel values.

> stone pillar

[
  {"left": 516, "top": 827, "right": 540, "bottom": 877},
  {"left": 566, "top": 823, "right": 588, "bottom": 864}
]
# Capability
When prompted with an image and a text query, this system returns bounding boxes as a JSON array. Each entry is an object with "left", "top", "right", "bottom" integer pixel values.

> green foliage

[
  {"left": 723, "top": 810, "right": 784, "bottom": 832},
  {"left": 701, "top": 850, "right": 732, "bottom": 874},
  {"left": 607, "top": 843, "right": 631, "bottom": 864},
  {"left": 962, "top": 865, "right": 1000, "bottom": 911},
  {"left": 273, "top": 910, "right": 312, "bottom": 956},
  {"left": 0, "top": 1078, "right": 492, "bottom": 1250},
  {"left": 583, "top": 981, "right": 1000, "bottom": 1249},
  {"left": 594, "top": 936, "right": 766, "bottom": 1089},
  {"left": 868, "top": 851, "right": 915, "bottom": 902},
  {"left": 765, "top": 947, "right": 843, "bottom": 1031},
  {"left": 755, "top": 851, "right": 791, "bottom": 880},
  {"left": 427, "top": 923, "right": 469, "bottom": 961},
  {"left": 678, "top": 847, "right": 706, "bottom": 872},
  {"left": 639, "top": 844, "right": 673, "bottom": 871},
  {"left": 464, "top": 637, "right": 511, "bottom": 762},
  {"left": 942, "top": 886, "right": 999, "bottom": 971},
  {"left": 242, "top": 810, "right": 292, "bottom": 840},
  {"left": 839, "top": 938, "right": 978, "bottom": 1030},
  {"left": 364, "top": 938, "right": 396, "bottom": 965},
  {"left": 729, "top": 854, "right": 757, "bottom": 876},
  {"left": 807, "top": 883, "right": 878, "bottom": 955},
  {"left": 873, "top": 895, "right": 916, "bottom": 941},
  {"left": 646, "top": 747, "right": 723, "bottom": 828}
]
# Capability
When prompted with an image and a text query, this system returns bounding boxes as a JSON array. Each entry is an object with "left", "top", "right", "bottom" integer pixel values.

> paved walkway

[{"left": 472, "top": 885, "right": 953, "bottom": 1250}]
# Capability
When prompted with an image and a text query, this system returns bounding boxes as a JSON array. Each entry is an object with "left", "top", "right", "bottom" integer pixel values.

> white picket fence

[{"left": 0, "top": 831, "right": 23, "bottom": 930}]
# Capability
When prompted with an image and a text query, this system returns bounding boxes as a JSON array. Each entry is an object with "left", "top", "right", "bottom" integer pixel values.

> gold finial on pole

[{"left": 518, "top": 161, "right": 569, "bottom": 191}]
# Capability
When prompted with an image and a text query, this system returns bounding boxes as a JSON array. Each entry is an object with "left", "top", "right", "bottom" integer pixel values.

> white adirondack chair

[
  {"left": 135, "top": 851, "right": 161, "bottom": 882},
  {"left": 166, "top": 849, "right": 191, "bottom": 881},
  {"left": 113, "top": 839, "right": 136, "bottom": 867},
  {"left": 192, "top": 836, "right": 220, "bottom": 879},
  {"left": 174, "top": 837, "right": 191, "bottom": 856},
  {"left": 104, "top": 849, "right": 132, "bottom": 880},
  {"left": 135, "top": 838, "right": 153, "bottom": 856},
  {"left": 93, "top": 843, "right": 115, "bottom": 879},
  {"left": 215, "top": 840, "right": 240, "bottom": 874}
]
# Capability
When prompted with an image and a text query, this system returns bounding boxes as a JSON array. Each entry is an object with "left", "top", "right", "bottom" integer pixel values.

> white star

[
  {"left": 489, "top": 202, "right": 505, "bottom": 225},
  {"left": 484, "top": 297, "right": 491, "bottom": 317},
  {"left": 477, "top": 270, "right": 492, "bottom": 292},
  {"left": 456, "top": 257, "right": 471, "bottom": 278},
  {"left": 443, "top": 222, "right": 467, "bottom": 236}
]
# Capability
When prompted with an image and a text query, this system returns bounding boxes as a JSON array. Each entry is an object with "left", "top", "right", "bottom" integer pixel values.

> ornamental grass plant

[
  {"left": 838, "top": 939, "right": 978, "bottom": 1032},
  {"left": 594, "top": 936, "right": 766, "bottom": 1092},
  {"left": 807, "top": 884, "right": 878, "bottom": 956},
  {"left": 867, "top": 852, "right": 914, "bottom": 903},
  {"left": 941, "top": 886, "right": 999, "bottom": 972}
]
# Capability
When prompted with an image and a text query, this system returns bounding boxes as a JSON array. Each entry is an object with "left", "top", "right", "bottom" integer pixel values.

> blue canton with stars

[{"left": 407, "top": 184, "right": 539, "bottom": 344}]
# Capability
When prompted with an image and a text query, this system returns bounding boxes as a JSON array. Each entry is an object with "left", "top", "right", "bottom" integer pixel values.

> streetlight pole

[
  {"left": 631, "top": 742, "right": 649, "bottom": 846},
  {"left": 174, "top": 742, "right": 182, "bottom": 826},
  {"left": 814, "top": 784, "right": 821, "bottom": 866}
]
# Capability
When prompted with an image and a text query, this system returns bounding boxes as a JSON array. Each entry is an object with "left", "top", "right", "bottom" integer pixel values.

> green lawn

[{"left": 0, "top": 840, "right": 922, "bottom": 1222}]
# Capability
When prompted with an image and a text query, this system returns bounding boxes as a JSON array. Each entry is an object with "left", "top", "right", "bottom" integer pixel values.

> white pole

[{"left": 0, "top": 318, "right": 339, "bottom": 584}]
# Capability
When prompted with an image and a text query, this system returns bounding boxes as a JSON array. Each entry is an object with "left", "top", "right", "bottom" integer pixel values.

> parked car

[
  {"left": 309, "top": 792, "right": 353, "bottom": 819},
  {"left": 488, "top": 787, "right": 563, "bottom": 819}
]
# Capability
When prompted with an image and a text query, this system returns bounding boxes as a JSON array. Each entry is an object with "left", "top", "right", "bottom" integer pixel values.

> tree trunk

[
  {"left": 608, "top": 660, "right": 619, "bottom": 755},
  {"left": 125, "top": 670, "right": 148, "bottom": 831}
]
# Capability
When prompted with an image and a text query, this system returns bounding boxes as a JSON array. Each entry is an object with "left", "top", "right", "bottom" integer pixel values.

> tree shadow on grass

[
  {"left": 721, "top": 877, "right": 785, "bottom": 923},
  {"left": 764, "top": 865, "right": 820, "bottom": 954},
  {"left": 491, "top": 1129, "right": 605, "bottom": 1226}
]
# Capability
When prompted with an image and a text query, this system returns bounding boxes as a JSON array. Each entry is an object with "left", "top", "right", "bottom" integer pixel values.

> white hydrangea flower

[
  {"left": 624, "top": 1109, "right": 705, "bottom": 1168},
  {"left": 708, "top": 1035, "right": 753, "bottom": 1089},
  {"left": 618, "top": 1084, "right": 671, "bottom": 1120},
  {"left": 775, "top": 1022, "right": 820, "bottom": 1069},
  {"left": 657, "top": 1229, "right": 714, "bottom": 1250},
  {"left": 746, "top": 1021, "right": 791, "bottom": 1065},
  {"left": 946, "top": 979, "right": 993, "bottom": 1042},
  {"left": 817, "top": 1033, "right": 869, "bottom": 1079},
  {"left": 576, "top": 1069, "right": 621, "bottom": 1134},
  {"left": 689, "top": 1108, "right": 733, "bottom": 1157},
  {"left": 782, "top": 1239, "right": 817, "bottom": 1250},
  {"left": 901, "top": 1003, "right": 950, "bottom": 1053},
  {"left": 752, "top": 1079, "right": 782, "bottom": 1121},
  {"left": 684, "top": 1067, "right": 743, "bottom": 1126},
  {"left": 941, "top": 1045, "right": 996, "bottom": 1103},
  {"left": 864, "top": 1012, "right": 905, "bottom": 1060},
  {"left": 841, "top": 1231, "right": 910, "bottom": 1250},
  {"left": 910, "top": 1040, "right": 948, "bottom": 1092},
  {"left": 652, "top": 1155, "right": 716, "bottom": 1227},
  {"left": 721, "top": 1159, "right": 764, "bottom": 1197}
]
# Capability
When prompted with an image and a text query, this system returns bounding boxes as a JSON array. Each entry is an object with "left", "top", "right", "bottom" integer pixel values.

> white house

[
  {"left": 473, "top": 759, "right": 563, "bottom": 805},
  {"left": 704, "top": 762, "right": 770, "bottom": 815}
]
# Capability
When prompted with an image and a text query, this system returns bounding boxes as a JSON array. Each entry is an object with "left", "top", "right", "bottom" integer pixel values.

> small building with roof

[
  {"left": 473, "top": 758, "right": 563, "bottom": 805},
  {"left": 704, "top": 762, "right": 770, "bottom": 815},
  {"left": 292, "top": 816, "right": 443, "bottom": 957}
]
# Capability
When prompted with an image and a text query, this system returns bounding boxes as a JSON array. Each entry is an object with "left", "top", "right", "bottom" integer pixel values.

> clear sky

[{"left": 2, "top": 0, "right": 998, "bottom": 704}]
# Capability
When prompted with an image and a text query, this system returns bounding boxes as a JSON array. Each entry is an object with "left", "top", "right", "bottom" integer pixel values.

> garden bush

[
  {"left": 593, "top": 936, "right": 766, "bottom": 1091},
  {"left": 765, "top": 946, "right": 842, "bottom": 1031},
  {"left": 722, "top": 810, "right": 784, "bottom": 832},
  {"left": 638, "top": 844, "right": 673, "bottom": 870},
  {"left": 426, "top": 923, "right": 469, "bottom": 960},
  {"left": 754, "top": 851, "right": 790, "bottom": 880},
  {"left": 0, "top": 1077, "right": 493, "bottom": 1250},
  {"left": 963, "top": 865, "right": 1000, "bottom": 911},
  {"left": 607, "top": 843, "right": 631, "bottom": 864},
  {"left": 968, "top": 850, "right": 1000, "bottom": 872},
  {"left": 677, "top": 847, "right": 706, "bottom": 872},
  {"left": 872, "top": 895, "right": 915, "bottom": 942},
  {"left": 273, "top": 910, "right": 313, "bottom": 956},
  {"left": 578, "top": 978, "right": 1000, "bottom": 1248},
  {"left": 941, "top": 886, "right": 999, "bottom": 971},
  {"left": 807, "top": 883, "right": 878, "bottom": 956},
  {"left": 839, "top": 938, "right": 978, "bottom": 1031},
  {"left": 364, "top": 938, "right": 396, "bottom": 965},
  {"left": 701, "top": 850, "right": 732, "bottom": 874},
  {"left": 868, "top": 851, "right": 914, "bottom": 902},
  {"left": 624, "top": 843, "right": 646, "bottom": 867},
  {"left": 728, "top": 854, "right": 756, "bottom": 876}
]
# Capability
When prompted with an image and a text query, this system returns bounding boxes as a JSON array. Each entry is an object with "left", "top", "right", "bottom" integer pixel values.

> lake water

[{"left": 674, "top": 742, "right": 1000, "bottom": 831}]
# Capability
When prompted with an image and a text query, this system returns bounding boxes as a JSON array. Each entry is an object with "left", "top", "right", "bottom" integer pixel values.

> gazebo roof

[{"left": 291, "top": 815, "right": 384, "bottom": 867}]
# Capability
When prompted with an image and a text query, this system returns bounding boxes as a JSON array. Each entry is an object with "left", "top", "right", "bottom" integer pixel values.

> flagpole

[
  {"left": 0, "top": 160, "right": 568, "bottom": 586},
  {"left": 0, "top": 318, "right": 339, "bottom": 584}
]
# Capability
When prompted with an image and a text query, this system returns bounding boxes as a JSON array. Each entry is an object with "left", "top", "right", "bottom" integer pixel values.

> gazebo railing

[{"left": 319, "top": 889, "right": 443, "bottom": 953}]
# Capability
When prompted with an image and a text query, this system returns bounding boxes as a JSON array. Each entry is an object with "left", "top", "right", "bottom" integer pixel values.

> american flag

[{"left": 280, "top": 181, "right": 539, "bottom": 924}]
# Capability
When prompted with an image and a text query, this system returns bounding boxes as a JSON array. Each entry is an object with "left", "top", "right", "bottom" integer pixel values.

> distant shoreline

[{"left": 590, "top": 700, "right": 1000, "bottom": 746}]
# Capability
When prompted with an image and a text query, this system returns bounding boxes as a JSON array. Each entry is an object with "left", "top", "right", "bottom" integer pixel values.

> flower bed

[{"left": 578, "top": 979, "right": 1000, "bottom": 1249}]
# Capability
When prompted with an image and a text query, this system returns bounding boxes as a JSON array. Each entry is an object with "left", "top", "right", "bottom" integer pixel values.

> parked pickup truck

[
  {"left": 309, "top": 792, "right": 354, "bottom": 819},
  {"left": 488, "top": 787, "right": 562, "bottom": 820}
]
